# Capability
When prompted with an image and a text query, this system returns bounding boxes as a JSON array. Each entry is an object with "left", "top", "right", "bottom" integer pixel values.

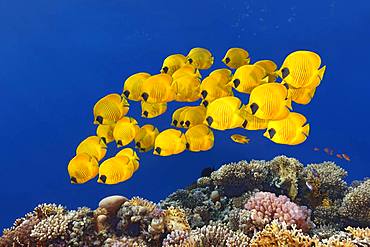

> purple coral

[{"left": 245, "top": 192, "right": 313, "bottom": 232}]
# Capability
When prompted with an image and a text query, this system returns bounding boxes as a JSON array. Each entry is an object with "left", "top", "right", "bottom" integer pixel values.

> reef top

[{"left": 1, "top": 156, "right": 369, "bottom": 246}]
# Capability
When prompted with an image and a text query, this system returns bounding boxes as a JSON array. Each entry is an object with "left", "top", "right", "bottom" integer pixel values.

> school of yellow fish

[{"left": 68, "top": 48, "right": 326, "bottom": 185}]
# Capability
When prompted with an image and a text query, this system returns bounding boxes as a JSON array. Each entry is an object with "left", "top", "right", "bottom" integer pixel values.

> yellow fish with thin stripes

[
  {"left": 185, "top": 124, "right": 214, "bottom": 152},
  {"left": 96, "top": 124, "right": 115, "bottom": 144},
  {"left": 279, "top": 50, "right": 326, "bottom": 88},
  {"left": 141, "top": 101, "right": 167, "bottom": 118},
  {"left": 76, "top": 136, "right": 107, "bottom": 162},
  {"left": 264, "top": 112, "right": 310, "bottom": 145},
  {"left": 68, "top": 153, "right": 99, "bottom": 184},
  {"left": 204, "top": 96, "right": 246, "bottom": 130},
  {"left": 160, "top": 54, "right": 187, "bottom": 75},
  {"left": 247, "top": 83, "right": 292, "bottom": 120},
  {"left": 154, "top": 129, "right": 187, "bottom": 156},
  {"left": 178, "top": 105, "right": 207, "bottom": 128},
  {"left": 172, "top": 64, "right": 201, "bottom": 80},
  {"left": 222, "top": 48, "right": 250, "bottom": 69},
  {"left": 116, "top": 148, "right": 140, "bottom": 172},
  {"left": 93, "top": 93, "right": 129, "bottom": 125},
  {"left": 141, "top": 74, "right": 175, "bottom": 103},
  {"left": 186, "top": 47, "right": 214, "bottom": 70},
  {"left": 122, "top": 72, "right": 151, "bottom": 101},
  {"left": 113, "top": 117, "right": 140, "bottom": 147},
  {"left": 97, "top": 156, "right": 135, "bottom": 184},
  {"left": 134, "top": 124, "right": 159, "bottom": 153}
]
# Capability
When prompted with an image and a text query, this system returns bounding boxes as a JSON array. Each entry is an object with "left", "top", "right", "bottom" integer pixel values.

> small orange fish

[
  {"left": 324, "top": 147, "right": 334, "bottom": 155},
  {"left": 231, "top": 134, "right": 250, "bottom": 144},
  {"left": 342, "top": 154, "right": 351, "bottom": 161},
  {"left": 336, "top": 154, "right": 343, "bottom": 159},
  {"left": 313, "top": 147, "right": 320, "bottom": 151}
]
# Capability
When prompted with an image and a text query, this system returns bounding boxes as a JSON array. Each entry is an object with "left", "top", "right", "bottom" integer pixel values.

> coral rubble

[{"left": 1, "top": 156, "right": 369, "bottom": 246}]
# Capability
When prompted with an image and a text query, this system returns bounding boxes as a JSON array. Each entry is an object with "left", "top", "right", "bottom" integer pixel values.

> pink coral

[{"left": 245, "top": 192, "right": 313, "bottom": 232}]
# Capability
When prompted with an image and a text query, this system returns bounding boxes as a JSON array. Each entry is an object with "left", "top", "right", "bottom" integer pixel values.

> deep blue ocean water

[{"left": 1, "top": 0, "right": 369, "bottom": 229}]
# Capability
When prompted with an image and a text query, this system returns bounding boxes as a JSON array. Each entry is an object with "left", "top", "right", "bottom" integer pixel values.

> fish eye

[
  {"left": 188, "top": 58, "right": 193, "bottom": 64},
  {"left": 162, "top": 66, "right": 169, "bottom": 73},
  {"left": 233, "top": 79, "right": 241, "bottom": 88},
  {"left": 225, "top": 57, "right": 230, "bottom": 64},
  {"left": 70, "top": 177, "right": 77, "bottom": 183},
  {"left": 186, "top": 143, "right": 190, "bottom": 149},
  {"left": 96, "top": 116, "right": 103, "bottom": 124},
  {"left": 201, "top": 90, "right": 208, "bottom": 99},
  {"left": 185, "top": 121, "right": 190, "bottom": 127},
  {"left": 268, "top": 128, "right": 276, "bottom": 139},
  {"left": 202, "top": 100, "right": 209, "bottom": 107},
  {"left": 206, "top": 116, "right": 213, "bottom": 126},
  {"left": 172, "top": 120, "right": 178, "bottom": 126},
  {"left": 123, "top": 90, "right": 130, "bottom": 98},
  {"left": 180, "top": 121, "right": 184, "bottom": 126},
  {"left": 136, "top": 142, "right": 141, "bottom": 148},
  {"left": 141, "top": 93, "right": 149, "bottom": 101},
  {"left": 242, "top": 120, "right": 248, "bottom": 128},
  {"left": 155, "top": 147, "right": 161, "bottom": 154},
  {"left": 250, "top": 103, "right": 259, "bottom": 115},
  {"left": 117, "top": 140, "right": 123, "bottom": 146},
  {"left": 281, "top": 67, "right": 290, "bottom": 78},
  {"left": 99, "top": 175, "right": 107, "bottom": 183},
  {"left": 143, "top": 111, "right": 149, "bottom": 117}
]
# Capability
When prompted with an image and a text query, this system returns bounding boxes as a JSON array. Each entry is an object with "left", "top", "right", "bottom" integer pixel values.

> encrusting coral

[{"left": 1, "top": 156, "right": 369, "bottom": 247}]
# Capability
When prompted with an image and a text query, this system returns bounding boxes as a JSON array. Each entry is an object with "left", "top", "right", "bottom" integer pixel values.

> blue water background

[{"left": 1, "top": 0, "right": 369, "bottom": 229}]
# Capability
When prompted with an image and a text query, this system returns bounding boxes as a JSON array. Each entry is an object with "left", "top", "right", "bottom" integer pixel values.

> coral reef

[{"left": 1, "top": 156, "right": 369, "bottom": 246}]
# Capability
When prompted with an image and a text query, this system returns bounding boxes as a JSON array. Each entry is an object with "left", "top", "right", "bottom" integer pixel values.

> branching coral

[
  {"left": 305, "top": 161, "right": 348, "bottom": 202},
  {"left": 339, "top": 179, "right": 370, "bottom": 226},
  {"left": 210, "top": 160, "right": 268, "bottom": 197},
  {"left": 193, "top": 224, "right": 232, "bottom": 246},
  {"left": 162, "top": 230, "right": 195, "bottom": 247},
  {"left": 116, "top": 197, "right": 191, "bottom": 245},
  {"left": 0, "top": 203, "right": 67, "bottom": 246},
  {"left": 245, "top": 191, "right": 313, "bottom": 232},
  {"left": 30, "top": 212, "right": 71, "bottom": 241},
  {"left": 164, "top": 207, "right": 191, "bottom": 233},
  {"left": 249, "top": 220, "right": 321, "bottom": 246}
]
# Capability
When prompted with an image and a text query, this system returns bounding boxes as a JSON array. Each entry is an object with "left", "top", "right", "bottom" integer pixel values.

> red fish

[
  {"left": 342, "top": 154, "right": 351, "bottom": 161},
  {"left": 336, "top": 154, "right": 343, "bottom": 159}
]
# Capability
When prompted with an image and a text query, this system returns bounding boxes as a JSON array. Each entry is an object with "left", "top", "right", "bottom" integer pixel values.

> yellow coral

[
  {"left": 270, "top": 156, "right": 303, "bottom": 200},
  {"left": 249, "top": 220, "right": 321, "bottom": 247},
  {"left": 164, "top": 206, "right": 190, "bottom": 232},
  {"left": 129, "top": 196, "right": 157, "bottom": 213},
  {"left": 321, "top": 197, "right": 332, "bottom": 209},
  {"left": 345, "top": 226, "right": 370, "bottom": 239}
]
